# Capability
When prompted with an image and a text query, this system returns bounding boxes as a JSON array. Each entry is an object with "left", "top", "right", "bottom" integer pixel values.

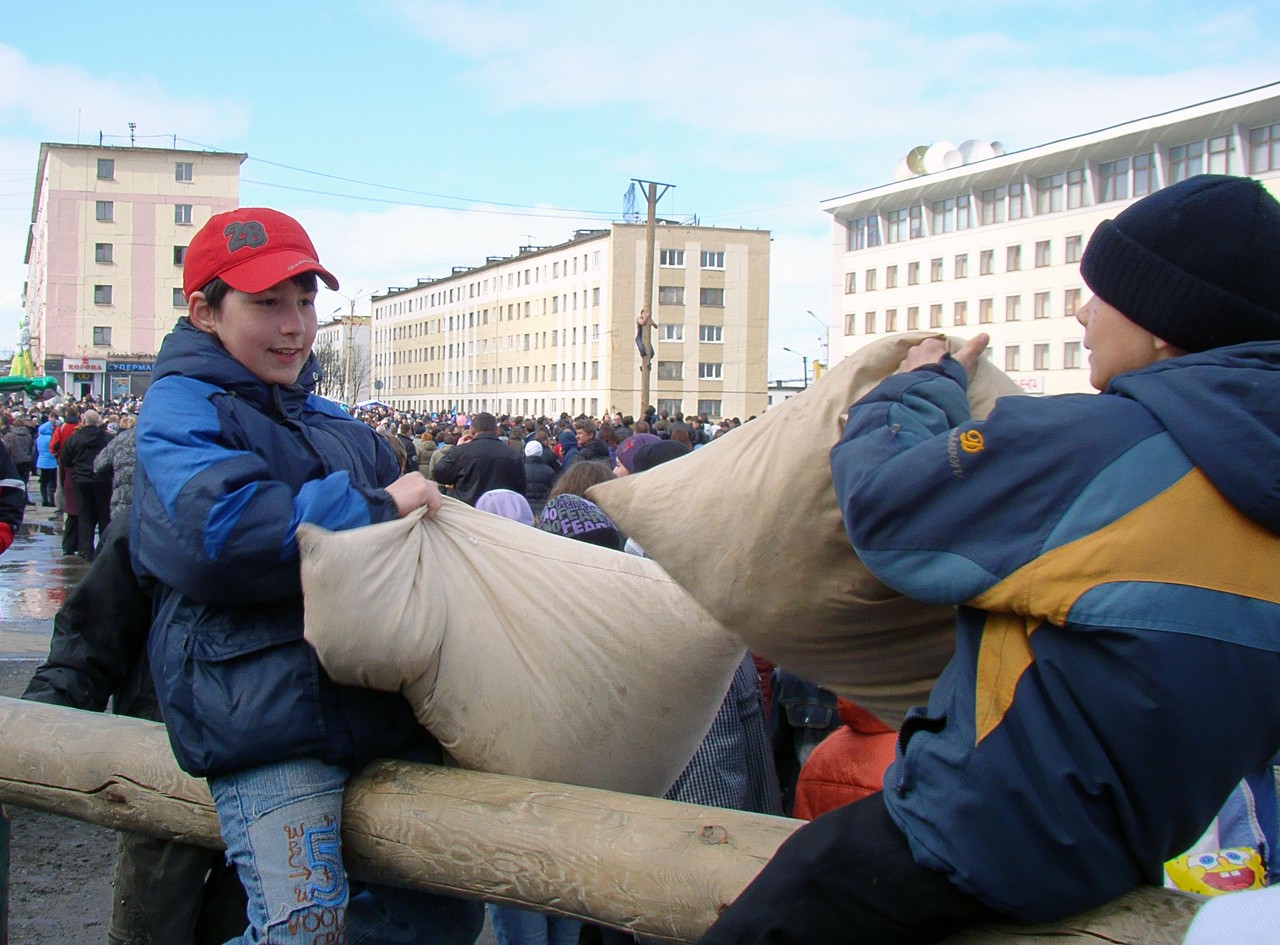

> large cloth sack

[
  {"left": 298, "top": 500, "right": 745, "bottom": 796},
  {"left": 588, "top": 333, "right": 1023, "bottom": 728}
]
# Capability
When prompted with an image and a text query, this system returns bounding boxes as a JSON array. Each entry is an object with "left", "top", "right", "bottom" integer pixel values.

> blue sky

[{"left": 2, "top": 0, "right": 1278, "bottom": 379}]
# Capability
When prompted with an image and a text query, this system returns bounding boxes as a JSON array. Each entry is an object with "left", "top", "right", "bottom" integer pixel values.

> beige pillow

[
  {"left": 298, "top": 500, "right": 744, "bottom": 796},
  {"left": 588, "top": 333, "right": 1023, "bottom": 727}
]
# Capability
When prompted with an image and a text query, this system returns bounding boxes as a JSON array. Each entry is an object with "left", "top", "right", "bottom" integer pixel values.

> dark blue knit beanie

[{"left": 1080, "top": 174, "right": 1280, "bottom": 352}]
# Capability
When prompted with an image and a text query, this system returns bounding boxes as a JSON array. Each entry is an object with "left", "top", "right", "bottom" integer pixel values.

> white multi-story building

[
  {"left": 370, "top": 222, "right": 770, "bottom": 421},
  {"left": 23, "top": 143, "right": 244, "bottom": 398},
  {"left": 822, "top": 82, "right": 1280, "bottom": 395}
]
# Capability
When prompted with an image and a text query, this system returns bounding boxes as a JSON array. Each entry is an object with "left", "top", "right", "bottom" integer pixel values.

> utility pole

[{"left": 632, "top": 179, "right": 673, "bottom": 416}]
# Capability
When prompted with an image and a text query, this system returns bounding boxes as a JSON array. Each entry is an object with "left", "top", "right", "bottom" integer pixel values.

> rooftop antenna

[{"left": 128, "top": 122, "right": 136, "bottom": 146}]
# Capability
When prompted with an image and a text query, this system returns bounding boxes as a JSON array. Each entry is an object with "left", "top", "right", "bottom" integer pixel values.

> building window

[
  {"left": 93, "top": 326, "right": 112, "bottom": 346},
  {"left": 659, "top": 323, "right": 683, "bottom": 341},
  {"left": 845, "top": 271, "right": 857, "bottom": 294},
  {"left": 94, "top": 284, "right": 113, "bottom": 305},
  {"left": 657, "top": 360, "right": 684, "bottom": 380},
  {"left": 659, "top": 249, "right": 685, "bottom": 267},
  {"left": 698, "top": 400, "right": 722, "bottom": 418},
  {"left": 699, "top": 287, "right": 725, "bottom": 307},
  {"left": 906, "top": 306, "right": 919, "bottom": 330},
  {"left": 175, "top": 161, "right": 194, "bottom": 182},
  {"left": 847, "top": 214, "right": 882, "bottom": 250},
  {"left": 1036, "top": 173, "right": 1065, "bottom": 214},
  {"left": 885, "top": 308, "right": 898, "bottom": 332},
  {"left": 1005, "top": 346, "right": 1021, "bottom": 372},
  {"left": 1034, "top": 292, "right": 1052, "bottom": 319},
  {"left": 954, "top": 254, "right": 969, "bottom": 279},
  {"left": 979, "top": 249, "right": 994, "bottom": 276},
  {"left": 1006, "top": 295, "right": 1022, "bottom": 321},
  {"left": 844, "top": 313, "right": 856, "bottom": 335},
  {"left": 591, "top": 361, "right": 599, "bottom": 380},
  {"left": 979, "top": 298, "right": 993, "bottom": 323},
  {"left": 173, "top": 287, "right": 186, "bottom": 307},
  {"left": 1169, "top": 141, "right": 1205, "bottom": 183},
  {"left": 1006, "top": 245, "right": 1021, "bottom": 272},
  {"left": 175, "top": 204, "right": 193, "bottom": 225},
  {"left": 1207, "top": 135, "right": 1233, "bottom": 174},
  {"left": 96, "top": 200, "right": 114, "bottom": 222},
  {"left": 700, "top": 251, "right": 724, "bottom": 269},
  {"left": 1034, "top": 343, "right": 1051, "bottom": 371},
  {"left": 96, "top": 158, "right": 114, "bottom": 180},
  {"left": 910, "top": 205, "right": 924, "bottom": 239},
  {"left": 953, "top": 301, "right": 968, "bottom": 326},
  {"left": 1249, "top": 123, "right": 1280, "bottom": 172},
  {"left": 865, "top": 269, "right": 878, "bottom": 292},
  {"left": 95, "top": 243, "right": 113, "bottom": 264},
  {"left": 657, "top": 399, "right": 682, "bottom": 416},
  {"left": 1064, "top": 288, "right": 1082, "bottom": 317},
  {"left": 658, "top": 285, "right": 684, "bottom": 305},
  {"left": 885, "top": 265, "right": 898, "bottom": 289},
  {"left": 1035, "top": 240, "right": 1052, "bottom": 268},
  {"left": 980, "top": 186, "right": 1005, "bottom": 225},
  {"left": 1008, "top": 182, "right": 1027, "bottom": 220},
  {"left": 592, "top": 287, "right": 600, "bottom": 306},
  {"left": 1133, "top": 152, "right": 1156, "bottom": 196},
  {"left": 929, "top": 304, "right": 943, "bottom": 329},
  {"left": 1098, "top": 158, "right": 1130, "bottom": 202},
  {"left": 1066, "top": 168, "right": 1086, "bottom": 209},
  {"left": 1065, "top": 235, "right": 1083, "bottom": 264},
  {"left": 907, "top": 261, "right": 920, "bottom": 286},
  {"left": 699, "top": 324, "right": 723, "bottom": 343},
  {"left": 886, "top": 208, "right": 909, "bottom": 243},
  {"left": 699, "top": 362, "right": 723, "bottom": 380},
  {"left": 930, "top": 258, "right": 943, "bottom": 283},
  {"left": 1064, "top": 341, "right": 1082, "bottom": 369},
  {"left": 174, "top": 245, "right": 187, "bottom": 266},
  {"left": 864, "top": 311, "right": 877, "bottom": 334}
]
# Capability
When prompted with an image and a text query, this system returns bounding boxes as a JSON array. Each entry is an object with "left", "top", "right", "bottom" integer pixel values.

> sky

[{"left": 2, "top": 1, "right": 1278, "bottom": 381}]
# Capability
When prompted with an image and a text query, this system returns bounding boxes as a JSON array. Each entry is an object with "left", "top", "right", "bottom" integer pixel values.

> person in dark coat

[
  {"left": 58, "top": 408, "right": 113, "bottom": 559},
  {"left": 0, "top": 438, "right": 25, "bottom": 554},
  {"left": 522, "top": 440, "right": 556, "bottom": 518},
  {"left": 431, "top": 411, "right": 526, "bottom": 505}
]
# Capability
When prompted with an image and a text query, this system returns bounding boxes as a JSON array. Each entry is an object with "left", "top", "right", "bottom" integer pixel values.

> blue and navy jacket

[
  {"left": 830, "top": 342, "right": 1280, "bottom": 921},
  {"left": 132, "top": 319, "right": 429, "bottom": 778}
]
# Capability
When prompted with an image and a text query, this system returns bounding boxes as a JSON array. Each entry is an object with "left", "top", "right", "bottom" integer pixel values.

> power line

[{"left": 178, "top": 137, "right": 619, "bottom": 218}]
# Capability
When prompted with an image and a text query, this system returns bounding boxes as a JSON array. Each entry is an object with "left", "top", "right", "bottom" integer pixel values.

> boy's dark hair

[
  {"left": 472, "top": 412, "right": 498, "bottom": 434},
  {"left": 196, "top": 272, "right": 319, "bottom": 309}
]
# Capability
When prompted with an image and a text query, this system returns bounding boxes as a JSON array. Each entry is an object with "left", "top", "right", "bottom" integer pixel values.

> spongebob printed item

[
  {"left": 1168, "top": 848, "right": 1266, "bottom": 895},
  {"left": 1166, "top": 765, "right": 1279, "bottom": 895}
]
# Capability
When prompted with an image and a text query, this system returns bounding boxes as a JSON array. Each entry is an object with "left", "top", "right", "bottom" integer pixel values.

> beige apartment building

[
  {"left": 370, "top": 222, "right": 770, "bottom": 420},
  {"left": 822, "top": 82, "right": 1280, "bottom": 395},
  {"left": 23, "top": 143, "right": 244, "bottom": 398}
]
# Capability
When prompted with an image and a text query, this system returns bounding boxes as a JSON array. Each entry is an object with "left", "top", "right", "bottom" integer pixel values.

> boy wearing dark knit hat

[{"left": 700, "top": 175, "right": 1280, "bottom": 944}]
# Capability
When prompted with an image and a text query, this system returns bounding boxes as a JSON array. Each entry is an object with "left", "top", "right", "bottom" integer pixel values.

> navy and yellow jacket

[
  {"left": 132, "top": 319, "right": 430, "bottom": 778},
  {"left": 830, "top": 342, "right": 1280, "bottom": 920}
]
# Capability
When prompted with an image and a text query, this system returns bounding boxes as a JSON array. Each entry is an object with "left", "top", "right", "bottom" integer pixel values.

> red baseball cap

[{"left": 182, "top": 207, "right": 339, "bottom": 297}]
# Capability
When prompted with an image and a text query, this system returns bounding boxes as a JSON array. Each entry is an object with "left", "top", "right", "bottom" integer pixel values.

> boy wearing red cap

[
  {"left": 700, "top": 176, "right": 1280, "bottom": 943},
  {"left": 132, "top": 209, "right": 481, "bottom": 945}
]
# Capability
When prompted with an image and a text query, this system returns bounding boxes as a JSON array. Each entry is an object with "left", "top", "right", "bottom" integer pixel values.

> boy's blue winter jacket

[
  {"left": 830, "top": 341, "right": 1280, "bottom": 920},
  {"left": 132, "top": 319, "right": 428, "bottom": 777}
]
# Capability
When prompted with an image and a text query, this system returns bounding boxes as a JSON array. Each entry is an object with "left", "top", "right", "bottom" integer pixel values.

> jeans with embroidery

[{"left": 209, "top": 757, "right": 483, "bottom": 945}]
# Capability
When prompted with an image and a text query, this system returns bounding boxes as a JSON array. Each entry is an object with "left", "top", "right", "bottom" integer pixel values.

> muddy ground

[{"left": 2, "top": 658, "right": 117, "bottom": 944}]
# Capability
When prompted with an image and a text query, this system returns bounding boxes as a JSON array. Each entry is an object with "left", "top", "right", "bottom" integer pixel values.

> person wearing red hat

[{"left": 132, "top": 208, "right": 482, "bottom": 945}]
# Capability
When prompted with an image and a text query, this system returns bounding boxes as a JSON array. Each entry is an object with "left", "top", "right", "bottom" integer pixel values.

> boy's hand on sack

[
  {"left": 896, "top": 333, "right": 989, "bottom": 379},
  {"left": 386, "top": 473, "right": 444, "bottom": 518}
]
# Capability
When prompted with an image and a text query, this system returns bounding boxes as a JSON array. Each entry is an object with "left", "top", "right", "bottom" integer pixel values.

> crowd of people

[{"left": 5, "top": 176, "right": 1279, "bottom": 945}]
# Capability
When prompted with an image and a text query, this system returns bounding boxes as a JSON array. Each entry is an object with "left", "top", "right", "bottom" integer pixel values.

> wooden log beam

[{"left": 0, "top": 696, "right": 1202, "bottom": 943}]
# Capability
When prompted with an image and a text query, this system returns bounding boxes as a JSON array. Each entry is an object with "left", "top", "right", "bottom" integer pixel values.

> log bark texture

[{"left": 0, "top": 696, "right": 1202, "bottom": 943}]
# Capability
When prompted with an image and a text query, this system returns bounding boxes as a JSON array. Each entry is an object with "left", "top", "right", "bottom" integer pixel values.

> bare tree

[{"left": 311, "top": 340, "right": 344, "bottom": 401}]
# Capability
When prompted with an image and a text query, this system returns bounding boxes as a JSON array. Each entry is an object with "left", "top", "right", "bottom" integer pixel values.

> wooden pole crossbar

[{"left": 0, "top": 697, "right": 1202, "bottom": 943}]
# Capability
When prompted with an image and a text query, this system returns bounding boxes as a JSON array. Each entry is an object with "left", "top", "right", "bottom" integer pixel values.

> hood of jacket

[
  {"left": 1109, "top": 340, "right": 1280, "bottom": 534},
  {"left": 153, "top": 318, "right": 322, "bottom": 417}
]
